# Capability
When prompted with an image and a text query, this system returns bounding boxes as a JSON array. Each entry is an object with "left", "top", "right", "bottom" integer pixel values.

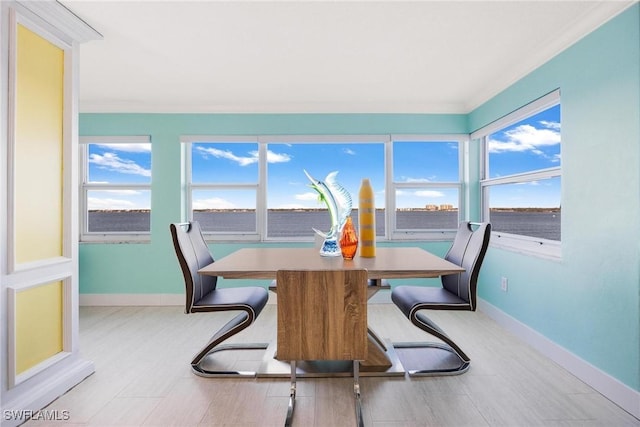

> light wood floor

[{"left": 26, "top": 293, "right": 639, "bottom": 426}]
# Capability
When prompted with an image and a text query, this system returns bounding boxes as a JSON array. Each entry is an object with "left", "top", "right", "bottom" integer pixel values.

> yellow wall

[
  {"left": 15, "top": 24, "right": 64, "bottom": 264},
  {"left": 15, "top": 281, "right": 64, "bottom": 374}
]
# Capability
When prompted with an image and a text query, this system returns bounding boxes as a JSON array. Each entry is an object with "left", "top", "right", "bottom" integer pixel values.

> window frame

[
  {"left": 79, "top": 135, "right": 152, "bottom": 243},
  {"left": 184, "top": 135, "right": 262, "bottom": 241},
  {"left": 261, "top": 135, "right": 389, "bottom": 242},
  {"left": 472, "top": 89, "right": 561, "bottom": 259},
  {"left": 182, "top": 134, "right": 467, "bottom": 242},
  {"left": 388, "top": 135, "right": 467, "bottom": 241}
]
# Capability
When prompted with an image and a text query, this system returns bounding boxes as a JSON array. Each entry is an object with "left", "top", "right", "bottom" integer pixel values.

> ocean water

[{"left": 89, "top": 209, "right": 560, "bottom": 241}]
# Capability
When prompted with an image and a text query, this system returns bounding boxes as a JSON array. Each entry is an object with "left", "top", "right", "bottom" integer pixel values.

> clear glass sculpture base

[{"left": 319, "top": 237, "right": 342, "bottom": 257}]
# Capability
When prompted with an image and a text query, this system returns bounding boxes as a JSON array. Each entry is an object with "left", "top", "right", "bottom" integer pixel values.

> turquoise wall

[
  {"left": 79, "top": 5, "right": 640, "bottom": 392},
  {"left": 469, "top": 5, "right": 640, "bottom": 391}
]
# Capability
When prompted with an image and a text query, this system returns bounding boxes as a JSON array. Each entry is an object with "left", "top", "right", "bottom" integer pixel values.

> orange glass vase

[{"left": 339, "top": 216, "right": 359, "bottom": 260}]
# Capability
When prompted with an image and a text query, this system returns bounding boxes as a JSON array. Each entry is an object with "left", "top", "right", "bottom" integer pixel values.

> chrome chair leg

[
  {"left": 354, "top": 361, "right": 364, "bottom": 427},
  {"left": 285, "top": 361, "right": 297, "bottom": 427}
]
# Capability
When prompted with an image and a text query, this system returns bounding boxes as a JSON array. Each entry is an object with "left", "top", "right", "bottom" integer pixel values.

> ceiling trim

[
  {"left": 463, "top": 1, "right": 636, "bottom": 112},
  {"left": 17, "top": 0, "right": 102, "bottom": 43}
]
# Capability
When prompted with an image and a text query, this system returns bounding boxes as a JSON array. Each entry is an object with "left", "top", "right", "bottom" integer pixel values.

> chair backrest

[
  {"left": 442, "top": 222, "right": 491, "bottom": 310},
  {"left": 170, "top": 221, "right": 218, "bottom": 313},
  {"left": 276, "top": 269, "right": 368, "bottom": 361}
]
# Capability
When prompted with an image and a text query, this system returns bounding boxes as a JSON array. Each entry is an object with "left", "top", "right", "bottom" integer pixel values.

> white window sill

[
  {"left": 80, "top": 234, "right": 151, "bottom": 244},
  {"left": 489, "top": 232, "right": 561, "bottom": 261}
]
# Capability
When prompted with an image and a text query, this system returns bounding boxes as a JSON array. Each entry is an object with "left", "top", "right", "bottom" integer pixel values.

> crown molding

[
  {"left": 16, "top": 0, "right": 102, "bottom": 43},
  {"left": 464, "top": 1, "right": 637, "bottom": 113}
]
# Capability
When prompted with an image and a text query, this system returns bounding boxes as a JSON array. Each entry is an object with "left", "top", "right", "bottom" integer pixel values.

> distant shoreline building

[{"left": 425, "top": 204, "right": 457, "bottom": 211}]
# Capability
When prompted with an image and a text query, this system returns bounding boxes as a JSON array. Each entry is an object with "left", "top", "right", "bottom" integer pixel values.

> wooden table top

[{"left": 198, "top": 247, "right": 464, "bottom": 280}]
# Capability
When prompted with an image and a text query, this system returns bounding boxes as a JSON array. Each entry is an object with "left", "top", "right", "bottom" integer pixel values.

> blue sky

[
  {"left": 88, "top": 105, "right": 560, "bottom": 211},
  {"left": 87, "top": 143, "right": 151, "bottom": 210},
  {"left": 190, "top": 140, "right": 460, "bottom": 210},
  {"left": 487, "top": 104, "right": 561, "bottom": 208},
  {"left": 488, "top": 105, "right": 561, "bottom": 176}
]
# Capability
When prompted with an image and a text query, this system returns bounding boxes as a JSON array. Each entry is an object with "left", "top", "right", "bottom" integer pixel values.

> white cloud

[
  {"left": 88, "top": 197, "right": 138, "bottom": 210},
  {"left": 414, "top": 190, "right": 445, "bottom": 198},
  {"left": 296, "top": 192, "right": 320, "bottom": 201},
  {"left": 489, "top": 123, "right": 560, "bottom": 153},
  {"left": 539, "top": 120, "right": 561, "bottom": 130},
  {"left": 89, "top": 153, "right": 151, "bottom": 177},
  {"left": 265, "top": 150, "right": 292, "bottom": 163},
  {"left": 399, "top": 176, "right": 434, "bottom": 183},
  {"left": 397, "top": 189, "right": 445, "bottom": 198},
  {"left": 95, "top": 189, "right": 143, "bottom": 195},
  {"left": 343, "top": 148, "right": 356, "bottom": 155},
  {"left": 196, "top": 146, "right": 256, "bottom": 166},
  {"left": 88, "top": 189, "right": 148, "bottom": 210},
  {"left": 192, "top": 197, "right": 237, "bottom": 210},
  {"left": 196, "top": 146, "right": 291, "bottom": 166}
]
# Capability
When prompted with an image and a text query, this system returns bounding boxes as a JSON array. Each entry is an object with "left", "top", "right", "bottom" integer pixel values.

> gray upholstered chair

[
  {"left": 170, "top": 221, "right": 269, "bottom": 377},
  {"left": 391, "top": 221, "right": 491, "bottom": 375},
  {"left": 276, "top": 269, "right": 368, "bottom": 427}
]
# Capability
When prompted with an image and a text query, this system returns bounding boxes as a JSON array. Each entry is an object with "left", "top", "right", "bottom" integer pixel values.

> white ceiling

[{"left": 61, "top": 1, "right": 635, "bottom": 114}]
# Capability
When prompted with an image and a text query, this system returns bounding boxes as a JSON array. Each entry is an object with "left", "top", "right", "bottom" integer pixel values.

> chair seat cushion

[
  {"left": 193, "top": 286, "right": 269, "bottom": 317},
  {"left": 391, "top": 285, "right": 471, "bottom": 319}
]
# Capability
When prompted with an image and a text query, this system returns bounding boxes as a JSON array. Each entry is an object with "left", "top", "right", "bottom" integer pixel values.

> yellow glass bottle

[{"left": 358, "top": 178, "right": 376, "bottom": 257}]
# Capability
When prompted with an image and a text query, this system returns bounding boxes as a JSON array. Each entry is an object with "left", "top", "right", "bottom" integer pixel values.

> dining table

[{"left": 198, "top": 246, "right": 464, "bottom": 377}]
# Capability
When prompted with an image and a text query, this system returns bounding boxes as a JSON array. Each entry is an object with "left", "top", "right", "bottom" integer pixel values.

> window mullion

[
  {"left": 79, "top": 144, "right": 88, "bottom": 235},
  {"left": 257, "top": 142, "right": 267, "bottom": 240},
  {"left": 185, "top": 141, "right": 193, "bottom": 221},
  {"left": 481, "top": 166, "right": 561, "bottom": 186},
  {"left": 384, "top": 137, "right": 394, "bottom": 240},
  {"left": 84, "top": 183, "right": 151, "bottom": 190}
]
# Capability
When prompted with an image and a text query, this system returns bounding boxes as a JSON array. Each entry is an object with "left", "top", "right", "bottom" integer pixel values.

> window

[
  {"left": 188, "top": 138, "right": 259, "bottom": 237},
  {"left": 264, "top": 138, "right": 385, "bottom": 240},
  {"left": 189, "top": 140, "right": 259, "bottom": 237},
  {"left": 390, "top": 138, "right": 463, "bottom": 239},
  {"left": 183, "top": 135, "right": 465, "bottom": 242},
  {"left": 79, "top": 136, "right": 152, "bottom": 242},
  {"left": 474, "top": 90, "right": 561, "bottom": 257}
]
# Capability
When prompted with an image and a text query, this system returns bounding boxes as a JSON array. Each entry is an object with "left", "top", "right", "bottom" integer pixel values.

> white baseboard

[
  {"left": 478, "top": 298, "right": 640, "bottom": 420},
  {"left": 79, "top": 293, "right": 184, "bottom": 306},
  {"left": 1, "top": 359, "right": 95, "bottom": 427}
]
